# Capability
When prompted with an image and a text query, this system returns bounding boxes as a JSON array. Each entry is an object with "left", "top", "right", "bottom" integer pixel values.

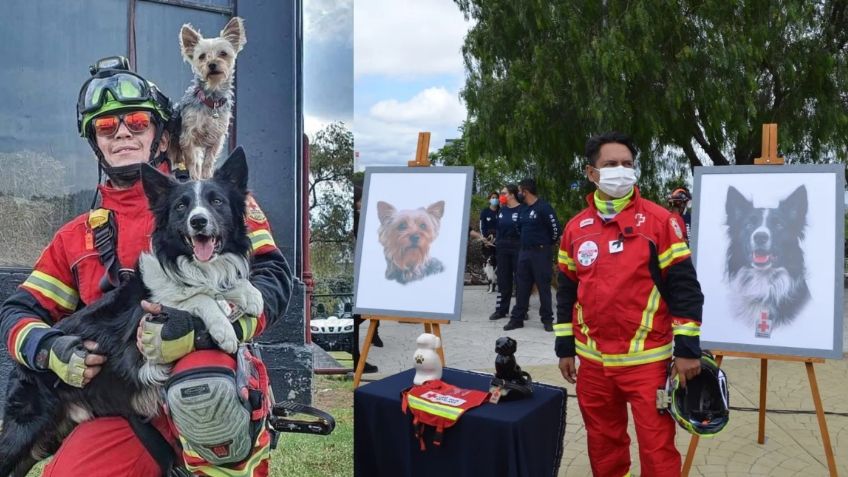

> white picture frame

[
  {"left": 692, "top": 164, "right": 845, "bottom": 359},
  {"left": 353, "top": 166, "right": 474, "bottom": 320}
]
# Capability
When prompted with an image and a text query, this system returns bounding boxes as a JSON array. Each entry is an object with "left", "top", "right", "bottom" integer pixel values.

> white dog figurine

[{"left": 413, "top": 333, "right": 443, "bottom": 385}]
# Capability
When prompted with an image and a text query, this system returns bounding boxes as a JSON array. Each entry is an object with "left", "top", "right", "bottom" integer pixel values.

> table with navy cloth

[{"left": 354, "top": 367, "right": 567, "bottom": 477}]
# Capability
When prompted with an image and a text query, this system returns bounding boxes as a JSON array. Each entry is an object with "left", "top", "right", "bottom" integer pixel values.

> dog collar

[{"left": 195, "top": 88, "right": 228, "bottom": 109}]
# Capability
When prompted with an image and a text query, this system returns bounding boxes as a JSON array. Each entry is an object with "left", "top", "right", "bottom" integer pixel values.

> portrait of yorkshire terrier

[
  {"left": 377, "top": 201, "right": 446, "bottom": 285},
  {"left": 171, "top": 16, "right": 246, "bottom": 180}
]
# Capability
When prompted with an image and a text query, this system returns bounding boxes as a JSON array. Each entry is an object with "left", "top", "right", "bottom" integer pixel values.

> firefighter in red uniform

[
  {"left": 0, "top": 58, "right": 291, "bottom": 476},
  {"left": 555, "top": 132, "right": 704, "bottom": 477}
]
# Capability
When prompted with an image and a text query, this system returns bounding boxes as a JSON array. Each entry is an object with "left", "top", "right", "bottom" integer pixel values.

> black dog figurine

[{"left": 491, "top": 337, "right": 533, "bottom": 401}]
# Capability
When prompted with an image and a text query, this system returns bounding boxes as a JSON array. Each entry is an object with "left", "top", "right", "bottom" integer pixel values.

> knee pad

[{"left": 165, "top": 347, "right": 270, "bottom": 465}]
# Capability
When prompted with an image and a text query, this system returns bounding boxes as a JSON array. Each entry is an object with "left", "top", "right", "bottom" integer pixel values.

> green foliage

[
  {"left": 455, "top": 0, "right": 848, "bottom": 216},
  {"left": 309, "top": 122, "right": 354, "bottom": 287}
]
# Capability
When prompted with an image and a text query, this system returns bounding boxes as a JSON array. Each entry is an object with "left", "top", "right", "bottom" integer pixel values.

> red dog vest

[{"left": 401, "top": 380, "right": 489, "bottom": 450}]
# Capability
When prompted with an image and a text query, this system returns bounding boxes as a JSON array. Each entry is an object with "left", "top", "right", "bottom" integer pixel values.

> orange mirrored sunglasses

[{"left": 93, "top": 111, "right": 153, "bottom": 137}]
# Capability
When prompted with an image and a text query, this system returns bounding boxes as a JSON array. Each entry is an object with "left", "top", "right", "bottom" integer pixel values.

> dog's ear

[
  {"left": 180, "top": 24, "right": 202, "bottom": 62},
  {"left": 141, "top": 163, "right": 175, "bottom": 210},
  {"left": 376, "top": 201, "right": 396, "bottom": 225},
  {"left": 725, "top": 186, "right": 752, "bottom": 224},
  {"left": 426, "top": 201, "right": 445, "bottom": 220},
  {"left": 221, "top": 16, "right": 246, "bottom": 53},
  {"left": 780, "top": 185, "right": 808, "bottom": 226},
  {"left": 214, "top": 146, "right": 249, "bottom": 194}
]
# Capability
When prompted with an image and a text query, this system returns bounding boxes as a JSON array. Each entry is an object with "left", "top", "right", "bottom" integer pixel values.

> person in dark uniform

[
  {"left": 479, "top": 191, "right": 500, "bottom": 274},
  {"left": 504, "top": 178, "right": 561, "bottom": 331},
  {"left": 489, "top": 184, "right": 522, "bottom": 320}
]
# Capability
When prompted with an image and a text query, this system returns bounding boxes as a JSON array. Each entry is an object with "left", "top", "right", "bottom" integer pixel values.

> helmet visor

[{"left": 78, "top": 72, "right": 153, "bottom": 115}]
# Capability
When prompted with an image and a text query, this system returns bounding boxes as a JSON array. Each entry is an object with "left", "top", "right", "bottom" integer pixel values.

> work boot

[
  {"left": 543, "top": 321, "right": 554, "bottom": 332},
  {"left": 503, "top": 320, "right": 524, "bottom": 331},
  {"left": 363, "top": 362, "right": 379, "bottom": 373},
  {"left": 489, "top": 311, "right": 507, "bottom": 320}
]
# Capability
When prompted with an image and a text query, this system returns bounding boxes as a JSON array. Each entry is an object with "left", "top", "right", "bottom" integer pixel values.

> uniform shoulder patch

[
  {"left": 246, "top": 196, "right": 267, "bottom": 223},
  {"left": 670, "top": 217, "right": 684, "bottom": 240},
  {"left": 579, "top": 218, "right": 594, "bottom": 228}
]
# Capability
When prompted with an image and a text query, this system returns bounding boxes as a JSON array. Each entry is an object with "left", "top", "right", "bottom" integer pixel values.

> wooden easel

[
  {"left": 682, "top": 124, "right": 839, "bottom": 477},
  {"left": 353, "top": 132, "right": 451, "bottom": 388}
]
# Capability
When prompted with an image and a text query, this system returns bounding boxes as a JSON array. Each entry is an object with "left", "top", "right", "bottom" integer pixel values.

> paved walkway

[{"left": 358, "top": 286, "right": 848, "bottom": 476}]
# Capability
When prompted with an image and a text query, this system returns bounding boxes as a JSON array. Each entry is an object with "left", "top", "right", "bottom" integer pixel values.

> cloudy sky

[
  {"left": 353, "top": 0, "right": 471, "bottom": 170},
  {"left": 304, "top": 0, "right": 353, "bottom": 137}
]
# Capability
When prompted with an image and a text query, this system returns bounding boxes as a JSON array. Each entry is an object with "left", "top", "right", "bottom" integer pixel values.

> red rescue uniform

[
  {"left": 554, "top": 187, "right": 703, "bottom": 477},
  {"left": 0, "top": 163, "right": 292, "bottom": 477}
]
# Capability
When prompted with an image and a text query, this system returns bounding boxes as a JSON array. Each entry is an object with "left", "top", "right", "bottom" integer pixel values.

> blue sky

[{"left": 353, "top": 0, "right": 471, "bottom": 170}]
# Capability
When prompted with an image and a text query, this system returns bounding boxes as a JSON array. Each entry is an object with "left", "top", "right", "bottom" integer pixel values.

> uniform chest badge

[
  {"left": 579, "top": 218, "right": 594, "bottom": 228},
  {"left": 670, "top": 217, "right": 684, "bottom": 240},
  {"left": 577, "top": 240, "right": 599, "bottom": 266},
  {"left": 246, "top": 196, "right": 267, "bottom": 223}
]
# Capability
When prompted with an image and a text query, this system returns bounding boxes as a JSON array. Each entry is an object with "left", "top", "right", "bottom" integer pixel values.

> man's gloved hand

[
  {"left": 138, "top": 300, "right": 202, "bottom": 364},
  {"left": 137, "top": 301, "right": 262, "bottom": 362},
  {"left": 36, "top": 335, "right": 106, "bottom": 388}
]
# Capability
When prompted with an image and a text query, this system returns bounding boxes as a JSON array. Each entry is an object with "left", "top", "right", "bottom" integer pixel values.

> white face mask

[{"left": 593, "top": 166, "right": 637, "bottom": 198}]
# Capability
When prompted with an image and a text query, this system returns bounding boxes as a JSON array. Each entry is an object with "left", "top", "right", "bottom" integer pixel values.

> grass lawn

[{"left": 25, "top": 375, "right": 354, "bottom": 477}]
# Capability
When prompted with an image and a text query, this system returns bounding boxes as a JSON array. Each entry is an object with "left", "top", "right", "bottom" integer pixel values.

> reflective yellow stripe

[
  {"left": 575, "top": 303, "right": 598, "bottom": 351},
  {"left": 557, "top": 249, "right": 576, "bottom": 272},
  {"left": 248, "top": 229, "right": 275, "bottom": 252},
  {"left": 628, "top": 286, "right": 661, "bottom": 353},
  {"left": 576, "top": 340, "right": 673, "bottom": 367},
  {"left": 237, "top": 315, "right": 258, "bottom": 341},
  {"left": 658, "top": 242, "right": 690, "bottom": 269},
  {"left": 673, "top": 321, "right": 701, "bottom": 337},
  {"left": 22, "top": 271, "right": 79, "bottom": 311},
  {"left": 553, "top": 323, "right": 573, "bottom": 337},
  {"left": 185, "top": 442, "right": 271, "bottom": 477},
  {"left": 407, "top": 394, "right": 462, "bottom": 421},
  {"left": 12, "top": 321, "right": 50, "bottom": 364}
]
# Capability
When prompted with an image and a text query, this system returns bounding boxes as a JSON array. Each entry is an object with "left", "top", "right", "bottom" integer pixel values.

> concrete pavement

[{"left": 358, "top": 285, "right": 848, "bottom": 476}]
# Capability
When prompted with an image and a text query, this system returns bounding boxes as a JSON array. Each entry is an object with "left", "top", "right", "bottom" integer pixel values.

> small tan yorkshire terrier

[
  {"left": 171, "top": 17, "right": 246, "bottom": 180},
  {"left": 377, "top": 201, "right": 446, "bottom": 284}
]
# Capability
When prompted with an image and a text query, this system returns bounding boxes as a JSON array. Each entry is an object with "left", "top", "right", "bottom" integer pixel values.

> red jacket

[
  {"left": 1, "top": 164, "right": 291, "bottom": 371},
  {"left": 554, "top": 188, "right": 703, "bottom": 365}
]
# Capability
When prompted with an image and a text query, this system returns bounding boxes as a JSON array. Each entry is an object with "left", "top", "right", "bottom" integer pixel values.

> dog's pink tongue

[
  {"left": 192, "top": 237, "right": 215, "bottom": 262},
  {"left": 753, "top": 252, "right": 770, "bottom": 264}
]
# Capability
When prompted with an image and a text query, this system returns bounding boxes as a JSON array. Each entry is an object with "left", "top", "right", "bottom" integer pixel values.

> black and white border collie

[
  {"left": 724, "top": 185, "right": 810, "bottom": 332},
  {"left": 484, "top": 255, "right": 497, "bottom": 293},
  {"left": 0, "top": 147, "right": 262, "bottom": 476}
]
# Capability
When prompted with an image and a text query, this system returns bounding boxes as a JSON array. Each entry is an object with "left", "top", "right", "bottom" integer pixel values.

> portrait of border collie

[
  {"left": 0, "top": 147, "right": 262, "bottom": 476},
  {"left": 724, "top": 184, "right": 810, "bottom": 332}
]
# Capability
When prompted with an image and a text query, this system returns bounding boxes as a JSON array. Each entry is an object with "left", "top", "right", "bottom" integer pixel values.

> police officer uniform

[
  {"left": 479, "top": 205, "right": 499, "bottom": 265},
  {"left": 491, "top": 204, "right": 521, "bottom": 317},
  {"left": 506, "top": 198, "right": 560, "bottom": 329}
]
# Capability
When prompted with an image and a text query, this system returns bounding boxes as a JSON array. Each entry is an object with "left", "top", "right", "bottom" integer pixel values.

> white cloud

[
  {"left": 354, "top": 0, "right": 470, "bottom": 78},
  {"left": 369, "top": 87, "right": 465, "bottom": 125},
  {"left": 305, "top": 114, "right": 352, "bottom": 139},
  {"left": 304, "top": 115, "right": 328, "bottom": 138},
  {"left": 304, "top": 0, "right": 353, "bottom": 46},
  {"left": 354, "top": 85, "right": 466, "bottom": 169}
]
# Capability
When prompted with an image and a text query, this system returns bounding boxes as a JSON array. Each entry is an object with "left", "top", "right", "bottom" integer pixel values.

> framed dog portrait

[
  {"left": 353, "top": 166, "right": 474, "bottom": 320},
  {"left": 692, "top": 164, "right": 845, "bottom": 359}
]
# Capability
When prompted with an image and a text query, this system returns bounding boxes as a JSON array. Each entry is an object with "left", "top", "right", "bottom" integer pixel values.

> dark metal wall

[{"left": 0, "top": 0, "right": 311, "bottom": 410}]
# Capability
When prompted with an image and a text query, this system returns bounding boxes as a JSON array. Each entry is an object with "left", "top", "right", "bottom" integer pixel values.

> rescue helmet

[
  {"left": 667, "top": 352, "right": 730, "bottom": 437},
  {"left": 77, "top": 56, "right": 171, "bottom": 138},
  {"left": 667, "top": 187, "right": 692, "bottom": 204}
]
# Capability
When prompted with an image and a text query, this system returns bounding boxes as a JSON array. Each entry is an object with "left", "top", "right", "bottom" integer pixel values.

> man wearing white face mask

[{"left": 553, "top": 132, "right": 704, "bottom": 477}]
